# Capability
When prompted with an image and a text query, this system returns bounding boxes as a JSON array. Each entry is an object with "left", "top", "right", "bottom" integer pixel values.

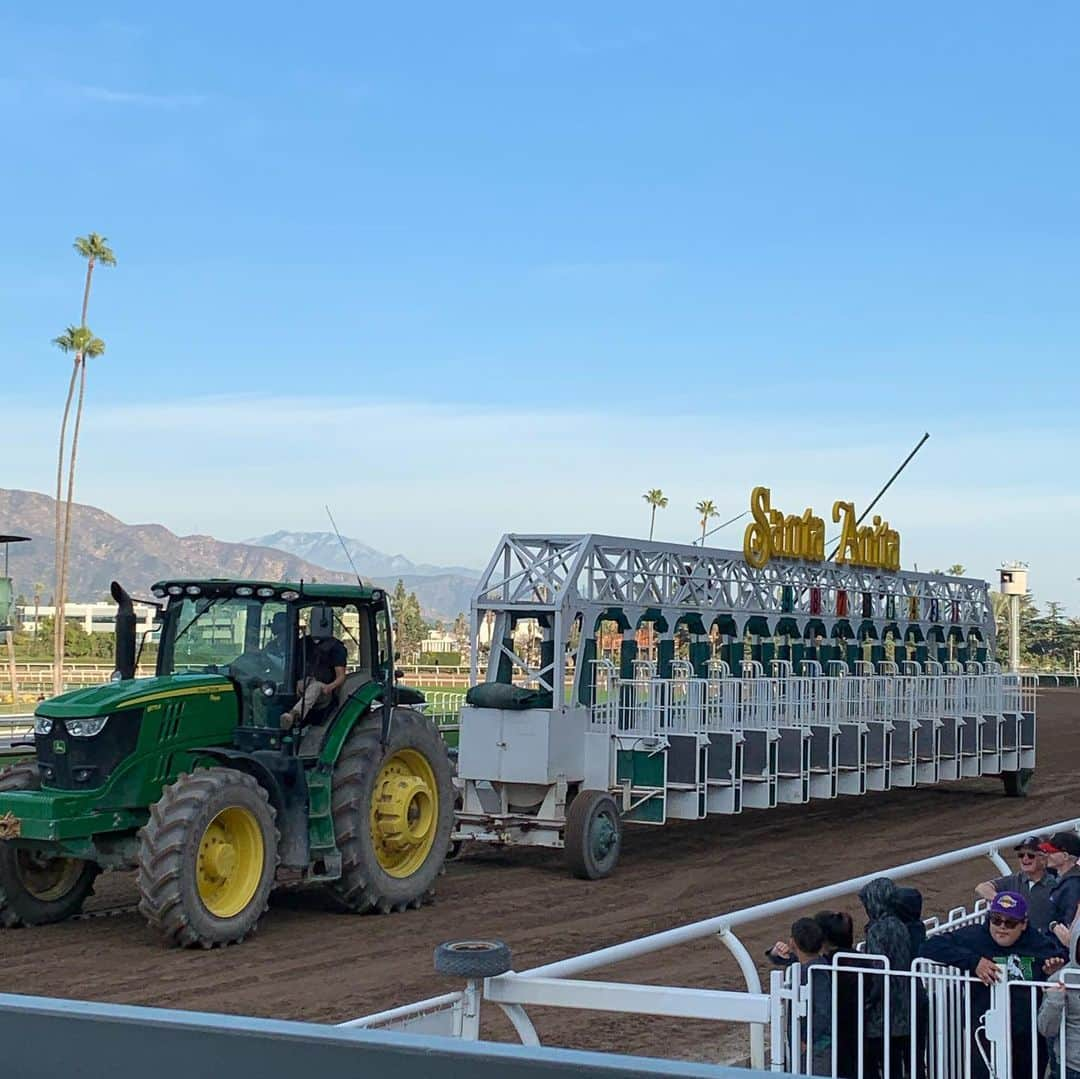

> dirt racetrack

[{"left": 0, "top": 688, "right": 1077, "bottom": 1062}]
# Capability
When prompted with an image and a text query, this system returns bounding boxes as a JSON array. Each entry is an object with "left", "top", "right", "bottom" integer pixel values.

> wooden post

[{"left": 4, "top": 631, "right": 16, "bottom": 708}]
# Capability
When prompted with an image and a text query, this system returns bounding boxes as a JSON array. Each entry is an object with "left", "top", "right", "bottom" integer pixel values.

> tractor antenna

[{"left": 326, "top": 505, "right": 364, "bottom": 587}]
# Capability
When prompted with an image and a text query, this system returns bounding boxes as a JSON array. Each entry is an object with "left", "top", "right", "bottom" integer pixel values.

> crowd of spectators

[{"left": 765, "top": 832, "right": 1080, "bottom": 1079}]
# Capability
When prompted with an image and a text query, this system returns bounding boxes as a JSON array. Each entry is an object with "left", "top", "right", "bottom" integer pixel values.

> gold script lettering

[
  {"left": 743, "top": 486, "right": 772, "bottom": 569},
  {"left": 743, "top": 487, "right": 826, "bottom": 567}
]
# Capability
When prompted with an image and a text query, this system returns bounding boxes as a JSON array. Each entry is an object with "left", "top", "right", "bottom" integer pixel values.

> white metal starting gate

[{"left": 456, "top": 534, "right": 1033, "bottom": 871}]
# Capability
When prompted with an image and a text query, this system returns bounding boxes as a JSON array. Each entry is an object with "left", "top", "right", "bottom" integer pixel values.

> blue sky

[{"left": 2, "top": 4, "right": 1078, "bottom": 610}]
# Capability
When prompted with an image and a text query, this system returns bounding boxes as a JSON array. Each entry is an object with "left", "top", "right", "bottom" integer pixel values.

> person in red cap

[
  {"left": 1044, "top": 832, "right": 1080, "bottom": 944},
  {"left": 921, "top": 890, "right": 1065, "bottom": 1079}
]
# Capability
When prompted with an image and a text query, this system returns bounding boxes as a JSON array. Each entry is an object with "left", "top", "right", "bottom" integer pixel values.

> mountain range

[
  {"left": 245, "top": 530, "right": 477, "bottom": 580},
  {"left": 0, "top": 489, "right": 478, "bottom": 621}
]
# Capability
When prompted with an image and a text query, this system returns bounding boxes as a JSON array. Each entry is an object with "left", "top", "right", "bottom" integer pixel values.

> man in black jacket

[
  {"left": 921, "top": 891, "right": 1065, "bottom": 1079},
  {"left": 1044, "top": 833, "right": 1080, "bottom": 943},
  {"left": 281, "top": 605, "right": 348, "bottom": 730}
]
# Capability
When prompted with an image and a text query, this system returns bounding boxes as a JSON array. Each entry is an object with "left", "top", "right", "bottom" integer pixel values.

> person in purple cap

[{"left": 921, "top": 890, "right": 1066, "bottom": 1079}]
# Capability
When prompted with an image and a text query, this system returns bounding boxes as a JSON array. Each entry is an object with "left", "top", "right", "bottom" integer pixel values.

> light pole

[{"left": 999, "top": 562, "right": 1029, "bottom": 673}]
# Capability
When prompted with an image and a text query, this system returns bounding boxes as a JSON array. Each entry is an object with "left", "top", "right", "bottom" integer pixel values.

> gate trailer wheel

[
  {"left": 565, "top": 789, "right": 622, "bottom": 880},
  {"left": 1002, "top": 769, "right": 1034, "bottom": 798},
  {"left": 0, "top": 764, "right": 98, "bottom": 927}
]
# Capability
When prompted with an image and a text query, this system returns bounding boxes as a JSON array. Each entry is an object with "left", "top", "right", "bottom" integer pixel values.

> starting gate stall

[{"left": 456, "top": 488, "right": 1036, "bottom": 878}]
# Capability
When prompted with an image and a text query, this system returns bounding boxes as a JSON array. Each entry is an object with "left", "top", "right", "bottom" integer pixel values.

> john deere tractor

[{"left": 0, "top": 579, "right": 453, "bottom": 947}]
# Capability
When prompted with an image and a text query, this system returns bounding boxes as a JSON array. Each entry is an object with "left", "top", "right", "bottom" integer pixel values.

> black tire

[
  {"left": 434, "top": 939, "right": 512, "bottom": 978},
  {"left": 1003, "top": 768, "right": 1034, "bottom": 798},
  {"left": 0, "top": 763, "right": 98, "bottom": 928},
  {"left": 137, "top": 768, "right": 279, "bottom": 948},
  {"left": 327, "top": 709, "right": 454, "bottom": 913},
  {"left": 565, "top": 789, "right": 622, "bottom": 880}
]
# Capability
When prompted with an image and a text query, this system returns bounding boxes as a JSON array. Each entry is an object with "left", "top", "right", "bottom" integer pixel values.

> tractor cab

[{"left": 150, "top": 580, "right": 399, "bottom": 744}]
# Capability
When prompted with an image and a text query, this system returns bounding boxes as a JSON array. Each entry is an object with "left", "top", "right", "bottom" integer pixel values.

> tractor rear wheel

[
  {"left": 0, "top": 763, "right": 98, "bottom": 927},
  {"left": 327, "top": 709, "right": 454, "bottom": 913},
  {"left": 137, "top": 768, "right": 278, "bottom": 948}
]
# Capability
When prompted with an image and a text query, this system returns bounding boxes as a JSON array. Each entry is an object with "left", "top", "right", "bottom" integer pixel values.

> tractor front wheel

[
  {"left": 327, "top": 709, "right": 454, "bottom": 913},
  {"left": 137, "top": 768, "right": 278, "bottom": 948},
  {"left": 0, "top": 763, "right": 98, "bottom": 927}
]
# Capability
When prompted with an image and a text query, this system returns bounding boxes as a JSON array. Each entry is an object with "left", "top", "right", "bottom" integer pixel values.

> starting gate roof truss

[{"left": 473, "top": 535, "right": 994, "bottom": 642}]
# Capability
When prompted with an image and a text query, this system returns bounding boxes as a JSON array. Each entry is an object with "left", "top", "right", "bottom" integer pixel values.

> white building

[{"left": 16, "top": 602, "right": 158, "bottom": 637}]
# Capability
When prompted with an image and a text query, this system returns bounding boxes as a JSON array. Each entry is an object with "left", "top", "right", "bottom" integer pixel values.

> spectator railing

[{"left": 349, "top": 819, "right": 1077, "bottom": 1076}]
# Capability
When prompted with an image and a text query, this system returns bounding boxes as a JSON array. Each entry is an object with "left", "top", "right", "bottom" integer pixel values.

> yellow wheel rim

[
  {"left": 15, "top": 851, "right": 83, "bottom": 901},
  {"left": 196, "top": 806, "right": 264, "bottom": 918},
  {"left": 370, "top": 748, "right": 438, "bottom": 878}
]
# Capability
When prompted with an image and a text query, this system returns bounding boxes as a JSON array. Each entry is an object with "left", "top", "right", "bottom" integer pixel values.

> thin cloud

[{"left": 73, "top": 85, "right": 206, "bottom": 108}]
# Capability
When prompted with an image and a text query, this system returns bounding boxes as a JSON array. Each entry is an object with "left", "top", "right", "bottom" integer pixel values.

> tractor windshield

[{"left": 159, "top": 597, "right": 290, "bottom": 682}]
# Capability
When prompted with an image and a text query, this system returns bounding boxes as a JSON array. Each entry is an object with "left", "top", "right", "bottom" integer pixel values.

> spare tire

[{"left": 434, "top": 939, "right": 512, "bottom": 978}]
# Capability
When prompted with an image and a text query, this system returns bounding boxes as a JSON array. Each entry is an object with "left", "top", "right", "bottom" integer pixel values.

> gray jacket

[{"left": 1038, "top": 919, "right": 1080, "bottom": 1070}]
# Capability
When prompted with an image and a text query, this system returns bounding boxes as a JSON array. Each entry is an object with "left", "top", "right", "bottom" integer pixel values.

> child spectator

[{"left": 813, "top": 910, "right": 860, "bottom": 1079}]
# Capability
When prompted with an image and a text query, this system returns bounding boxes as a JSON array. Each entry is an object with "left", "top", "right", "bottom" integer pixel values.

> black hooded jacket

[
  {"left": 894, "top": 885, "right": 927, "bottom": 956},
  {"left": 859, "top": 877, "right": 915, "bottom": 1038}
]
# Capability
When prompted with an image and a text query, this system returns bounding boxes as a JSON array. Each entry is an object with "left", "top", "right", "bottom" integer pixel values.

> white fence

[{"left": 349, "top": 819, "right": 1080, "bottom": 1078}]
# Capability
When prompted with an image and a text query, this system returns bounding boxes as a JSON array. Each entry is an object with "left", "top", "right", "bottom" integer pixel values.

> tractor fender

[{"left": 189, "top": 747, "right": 310, "bottom": 868}]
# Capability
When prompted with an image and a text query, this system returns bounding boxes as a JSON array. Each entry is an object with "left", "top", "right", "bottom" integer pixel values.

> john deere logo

[{"left": 53, "top": 739, "right": 67, "bottom": 755}]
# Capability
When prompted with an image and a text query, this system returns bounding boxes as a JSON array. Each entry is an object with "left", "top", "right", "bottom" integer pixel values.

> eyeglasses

[
  {"left": 989, "top": 915, "right": 1023, "bottom": 929},
  {"left": 1018, "top": 852, "right": 1039, "bottom": 860}
]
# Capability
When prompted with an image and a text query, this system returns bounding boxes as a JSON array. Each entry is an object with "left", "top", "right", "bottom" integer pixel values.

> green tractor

[{"left": 0, "top": 579, "right": 454, "bottom": 947}]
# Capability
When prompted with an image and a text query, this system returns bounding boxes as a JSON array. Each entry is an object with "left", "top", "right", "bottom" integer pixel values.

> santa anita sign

[{"left": 742, "top": 485, "right": 901, "bottom": 572}]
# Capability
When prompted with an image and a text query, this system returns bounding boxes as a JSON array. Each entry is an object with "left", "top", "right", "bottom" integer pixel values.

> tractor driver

[{"left": 280, "top": 605, "right": 347, "bottom": 730}]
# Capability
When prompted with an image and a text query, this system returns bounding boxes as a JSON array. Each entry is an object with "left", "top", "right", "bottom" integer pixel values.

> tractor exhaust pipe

[{"left": 111, "top": 580, "right": 137, "bottom": 680}]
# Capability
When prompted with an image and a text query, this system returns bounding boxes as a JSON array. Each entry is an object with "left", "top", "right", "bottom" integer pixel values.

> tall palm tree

[
  {"left": 51, "top": 234, "right": 115, "bottom": 694},
  {"left": 696, "top": 499, "right": 718, "bottom": 545},
  {"left": 73, "top": 233, "right": 116, "bottom": 325},
  {"left": 642, "top": 488, "right": 668, "bottom": 540},
  {"left": 52, "top": 326, "right": 106, "bottom": 690}
]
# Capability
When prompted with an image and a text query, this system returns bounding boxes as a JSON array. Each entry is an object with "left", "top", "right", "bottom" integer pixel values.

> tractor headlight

[
  {"left": 65, "top": 716, "right": 109, "bottom": 738},
  {"left": 34, "top": 716, "right": 53, "bottom": 736}
]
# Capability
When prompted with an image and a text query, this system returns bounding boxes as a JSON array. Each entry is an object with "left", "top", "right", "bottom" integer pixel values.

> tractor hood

[{"left": 35, "top": 674, "right": 235, "bottom": 719}]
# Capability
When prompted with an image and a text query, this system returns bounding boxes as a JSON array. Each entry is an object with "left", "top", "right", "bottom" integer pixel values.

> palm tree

[
  {"left": 73, "top": 233, "right": 116, "bottom": 324},
  {"left": 642, "top": 489, "right": 668, "bottom": 540},
  {"left": 51, "top": 234, "right": 115, "bottom": 694},
  {"left": 696, "top": 499, "right": 718, "bottom": 545},
  {"left": 52, "top": 325, "right": 106, "bottom": 691}
]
